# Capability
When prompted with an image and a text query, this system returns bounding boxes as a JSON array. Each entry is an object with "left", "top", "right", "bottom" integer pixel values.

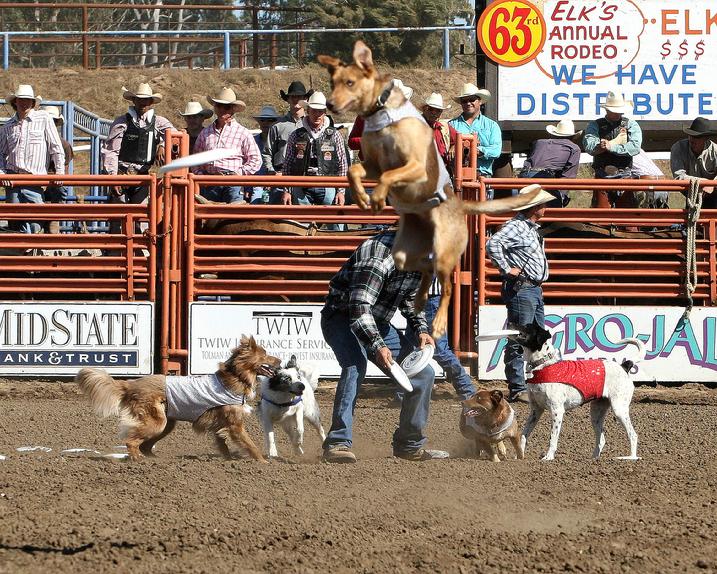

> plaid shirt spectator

[
  {"left": 192, "top": 118, "right": 261, "bottom": 175},
  {"left": 323, "top": 231, "right": 428, "bottom": 353},
  {"left": 0, "top": 108, "right": 65, "bottom": 175},
  {"left": 486, "top": 213, "right": 549, "bottom": 283}
]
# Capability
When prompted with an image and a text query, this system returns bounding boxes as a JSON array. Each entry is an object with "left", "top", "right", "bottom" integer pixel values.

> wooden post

[
  {"left": 82, "top": 6, "right": 89, "bottom": 69},
  {"left": 95, "top": 40, "right": 100, "bottom": 69},
  {"left": 252, "top": 7, "right": 259, "bottom": 68}
]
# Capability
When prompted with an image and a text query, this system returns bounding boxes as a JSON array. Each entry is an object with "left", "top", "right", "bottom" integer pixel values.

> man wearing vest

[
  {"left": 102, "top": 83, "right": 174, "bottom": 233},
  {"left": 282, "top": 91, "right": 349, "bottom": 210},
  {"left": 583, "top": 90, "right": 642, "bottom": 208}
]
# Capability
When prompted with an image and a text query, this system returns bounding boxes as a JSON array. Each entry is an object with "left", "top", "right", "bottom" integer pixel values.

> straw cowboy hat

[
  {"left": 301, "top": 91, "right": 327, "bottom": 111},
  {"left": 424, "top": 92, "right": 451, "bottom": 110},
  {"left": 453, "top": 83, "right": 491, "bottom": 104},
  {"left": 600, "top": 91, "right": 633, "bottom": 114},
  {"left": 683, "top": 116, "right": 717, "bottom": 137},
  {"left": 280, "top": 80, "right": 313, "bottom": 101},
  {"left": 7, "top": 84, "right": 41, "bottom": 108},
  {"left": 44, "top": 105, "right": 65, "bottom": 124},
  {"left": 546, "top": 119, "right": 577, "bottom": 137},
  {"left": 122, "top": 83, "right": 163, "bottom": 103},
  {"left": 207, "top": 87, "right": 246, "bottom": 112},
  {"left": 512, "top": 184, "right": 556, "bottom": 211},
  {"left": 178, "top": 101, "right": 213, "bottom": 118},
  {"left": 253, "top": 105, "right": 281, "bottom": 120}
]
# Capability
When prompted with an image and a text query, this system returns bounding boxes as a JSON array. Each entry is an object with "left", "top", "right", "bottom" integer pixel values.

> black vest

[
  {"left": 593, "top": 117, "right": 632, "bottom": 170},
  {"left": 286, "top": 121, "right": 341, "bottom": 177},
  {"left": 118, "top": 113, "right": 159, "bottom": 166}
]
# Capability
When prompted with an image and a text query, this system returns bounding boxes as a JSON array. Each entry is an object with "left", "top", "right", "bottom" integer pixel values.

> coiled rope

[{"left": 682, "top": 177, "right": 703, "bottom": 318}]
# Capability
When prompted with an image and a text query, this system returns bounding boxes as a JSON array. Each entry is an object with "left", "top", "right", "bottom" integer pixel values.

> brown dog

[
  {"left": 76, "top": 336, "right": 280, "bottom": 462},
  {"left": 460, "top": 390, "right": 524, "bottom": 462},
  {"left": 318, "top": 41, "right": 540, "bottom": 338}
]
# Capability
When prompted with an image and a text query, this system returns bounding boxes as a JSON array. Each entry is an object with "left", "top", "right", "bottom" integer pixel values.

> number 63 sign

[{"left": 477, "top": 0, "right": 547, "bottom": 67}]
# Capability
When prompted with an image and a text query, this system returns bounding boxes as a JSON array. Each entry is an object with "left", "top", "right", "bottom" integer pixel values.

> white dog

[
  {"left": 510, "top": 321, "right": 644, "bottom": 461},
  {"left": 257, "top": 356, "right": 326, "bottom": 458}
]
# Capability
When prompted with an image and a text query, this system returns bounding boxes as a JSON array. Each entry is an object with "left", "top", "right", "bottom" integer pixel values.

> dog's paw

[
  {"left": 614, "top": 455, "right": 641, "bottom": 461},
  {"left": 540, "top": 453, "right": 555, "bottom": 461}
]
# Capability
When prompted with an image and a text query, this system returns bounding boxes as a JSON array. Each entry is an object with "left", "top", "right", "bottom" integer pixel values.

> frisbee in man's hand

[
  {"left": 401, "top": 344, "right": 434, "bottom": 377},
  {"left": 158, "top": 148, "right": 238, "bottom": 175},
  {"left": 389, "top": 362, "right": 414, "bottom": 392},
  {"left": 476, "top": 329, "right": 521, "bottom": 341}
]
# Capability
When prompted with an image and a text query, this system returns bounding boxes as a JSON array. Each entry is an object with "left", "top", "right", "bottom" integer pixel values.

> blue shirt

[{"left": 448, "top": 113, "right": 502, "bottom": 176}]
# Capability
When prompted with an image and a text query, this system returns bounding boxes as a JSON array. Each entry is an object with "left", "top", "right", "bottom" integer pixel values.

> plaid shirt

[
  {"left": 324, "top": 231, "right": 428, "bottom": 353},
  {"left": 486, "top": 213, "right": 549, "bottom": 283},
  {"left": 0, "top": 109, "right": 65, "bottom": 175},
  {"left": 192, "top": 119, "right": 261, "bottom": 175}
]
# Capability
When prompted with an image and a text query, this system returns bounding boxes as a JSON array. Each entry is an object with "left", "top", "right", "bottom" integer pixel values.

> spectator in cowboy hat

[
  {"left": 583, "top": 90, "right": 642, "bottom": 207},
  {"left": 246, "top": 104, "right": 281, "bottom": 204},
  {"left": 178, "top": 101, "right": 213, "bottom": 151},
  {"left": 670, "top": 116, "right": 717, "bottom": 209},
  {"left": 262, "top": 80, "right": 314, "bottom": 175},
  {"left": 43, "top": 105, "right": 74, "bottom": 231},
  {"left": 421, "top": 92, "right": 452, "bottom": 173},
  {"left": 102, "top": 82, "right": 174, "bottom": 233},
  {"left": 448, "top": 83, "right": 502, "bottom": 180},
  {"left": 519, "top": 118, "right": 582, "bottom": 207},
  {"left": 0, "top": 84, "right": 65, "bottom": 233},
  {"left": 192, "top": 86, "right": 261, "bottom": 204}
]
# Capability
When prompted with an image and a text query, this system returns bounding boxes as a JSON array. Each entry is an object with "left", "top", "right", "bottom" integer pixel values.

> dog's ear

[
  {"left": 317, "top": 54, "right": 343, "bottom": 73},
  {"left": 286, "top": 355, "right": 297, "bottom": 369},
  {"left": 537, "top": 325, "right": 552, "bottom": 348},
  {"left": 352, "top": 40, "right": 374, "bottom": 74},
  {"left": 490, "top": 390, "right": 504, "bottom": 406}
]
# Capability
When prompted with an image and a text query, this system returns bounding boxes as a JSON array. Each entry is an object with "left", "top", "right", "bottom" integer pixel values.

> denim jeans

[
  {"left": 405, "top": 294, "right": 474, "bottom": 401},
  {"left": 502, "top": 283, "right": 545, "bottom": 395},
  {"left": 291, "top": 186, "right": 336, "bottom": 206},
  {"left": 108, "top": 184, "right": 149, "bottom": 235},
  {"left": 321, "top": 309, "right": 435, "bottom": 455},
  {"left": 201, "top": 185, "right": 245, "bottom": 204},
  {"left": 6, "top": 185, "right": 44, "bottom": 233},
  {"left": 246, "top": 187, "right": 283, "bottom": 204}
]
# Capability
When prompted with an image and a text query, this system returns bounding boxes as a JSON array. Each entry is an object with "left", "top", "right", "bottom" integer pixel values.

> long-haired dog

[
  {"left": 509, "top": 322, "right": 644, "bottom": 461},
  {"left": 257, "top": 355, "right": 326, "bottom": 459},
  {"left": 317, "top": 40, "right": 539, "bottom": 338},
  {"left": 75, "top": 336, "right": 280, "bottom": 462}
]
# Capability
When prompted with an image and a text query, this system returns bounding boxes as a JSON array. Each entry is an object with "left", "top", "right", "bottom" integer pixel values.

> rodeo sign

[{"left": 478, "top": 0, "right": 716, "bottom": 120}]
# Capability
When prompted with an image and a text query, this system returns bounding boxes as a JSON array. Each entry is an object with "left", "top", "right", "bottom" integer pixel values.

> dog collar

[
  {"left": 261, "top": 396, "right": 302, "bottom": 408},
  {"left": 463, "top": 405, "right": 515, "bottom": 437},
  {"left": 375, "top": 80, "right": 394, "bottom": 110}
]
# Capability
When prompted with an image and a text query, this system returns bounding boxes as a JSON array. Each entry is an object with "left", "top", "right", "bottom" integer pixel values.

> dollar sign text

[
  {"left": 660, "top": 40, "right": 671, "bottom": 60},
  {"left": 678, "top": 39, "right": 688, "bottom": 60},
  {"left": 694, "top": 40, "right": 705, "bottom": 61}
]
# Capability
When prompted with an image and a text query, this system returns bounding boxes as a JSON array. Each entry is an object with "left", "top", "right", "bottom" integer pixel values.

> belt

[{"left": 505, "top": 276, "right": 542, "bottom": 288}]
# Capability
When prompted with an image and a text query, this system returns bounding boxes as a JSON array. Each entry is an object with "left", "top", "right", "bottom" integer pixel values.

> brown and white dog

[
  {"left": 317, "top": 41, "right": 539, "bottom": 338},
  {"left": 460, "top": 389, "right": 524, "bottom": 462},
  {"left": 75, "top": 336, "right": 280, "bottom": 462}
]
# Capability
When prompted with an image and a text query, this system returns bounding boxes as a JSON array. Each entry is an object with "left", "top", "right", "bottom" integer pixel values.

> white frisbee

[
  {"left": 158, "top": 148, "right": 238, "bottom": 175},
  {"left": 476, "top": 329, "right": 521, "bottom": 342},
  {"left": 389, "top": 361, "right": 414, "bottom": 392},
  {"left": 401, "top": 345, "right": 434, "bottom": 377}
]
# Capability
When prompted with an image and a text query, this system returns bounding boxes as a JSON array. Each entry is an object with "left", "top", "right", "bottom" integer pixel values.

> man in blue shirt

[{"left": 448, "top": 83, "right": 502, "bottom": 177}]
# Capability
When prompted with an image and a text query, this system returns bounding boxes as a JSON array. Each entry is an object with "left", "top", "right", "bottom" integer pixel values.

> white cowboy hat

[
  {"left": 454, "top": 83, "right": 491, "bottom": 104},
  {"left": 178, "top": 101, "right": 213, "bottom": 118},
  {"left": 600, "top": 91, "right": 633, "bottom": 114},
  {"left": 512, "top": 184, "right": 556, "bottom": 211},
  {"left": 301, "top": 91, "right": 327, "bottom": 110},
  {"left": 252, "top": 104, "right": 281, "bottom": 120},
  {"left": 44, "top": 105, "right": 64, "bottom": 124},
  {"left": 207, "top": 87, "right": 246, "bottom": 112},
  {"left": 122, "top": 83, "right": 163, "bottom": 103},
  {"left": 424, "top": 92, "right": 451, "bottom": 110},
  {"left": 546, "top": 119, "right": 577, "bottom": 137},
  {"left": 7, "top": 84, "right": 41, "bottom": 108},
  {"left": 393, "top": 79, "right": 413, "bottom": 101}
]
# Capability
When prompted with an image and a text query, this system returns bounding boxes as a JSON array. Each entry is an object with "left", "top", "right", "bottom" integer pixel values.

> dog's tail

[
  {"left": 461, "top": 186, "right": 543, "bottom": 215},
  {"left": 75, "top": 368, "right": 126, "bottom": 417},
  {"left": 616, "top": 338, "right": 646, "bottom": 374}
]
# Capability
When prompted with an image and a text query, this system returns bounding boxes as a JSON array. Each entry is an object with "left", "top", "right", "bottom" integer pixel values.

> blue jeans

[
  {"left": 246, "top": 187, "right": 283, "bottom": 204},
  {"left": 321, "top": 309, "right": 435, "bottom": 455},
  {"left": 405, "top": 294, "right": 474, "bottom": 401},
  {"left": 502, "top": 283, "right": 545, "bottom": 395},
  {"left": 293, "top": 186, "right": 344, "bottom": 231},
  {"left": 201, "top": 185, "right": 245, "bottom": 204},
  {"left": 6, "top": 185, "right": 44, "bottom": 233}
]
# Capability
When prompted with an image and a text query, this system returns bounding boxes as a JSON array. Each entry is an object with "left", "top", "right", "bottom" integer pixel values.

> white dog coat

[{"left": 165, "top": 374, "right": 246, "bottom": 422}]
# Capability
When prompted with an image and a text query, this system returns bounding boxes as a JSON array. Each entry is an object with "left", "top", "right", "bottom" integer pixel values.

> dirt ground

[{"left": 1, "top": 378, "right": 716, "bottom": 574}]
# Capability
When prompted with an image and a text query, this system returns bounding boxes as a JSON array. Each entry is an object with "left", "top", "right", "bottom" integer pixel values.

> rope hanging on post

[{"left": 682, "top": 177, "right": 702, "bottom": 319}]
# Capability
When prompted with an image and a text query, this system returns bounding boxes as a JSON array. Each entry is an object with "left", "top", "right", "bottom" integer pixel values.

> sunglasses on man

[{"left": 460, "top": 96, "right": 481, "bottom": 104}]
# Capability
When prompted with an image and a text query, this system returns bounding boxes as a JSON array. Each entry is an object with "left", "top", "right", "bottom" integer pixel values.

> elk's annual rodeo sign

[{"left": 479, "top": 0, "right": 716, "bottom": 121}]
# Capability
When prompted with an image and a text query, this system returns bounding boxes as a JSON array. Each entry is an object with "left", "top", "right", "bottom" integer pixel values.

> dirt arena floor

[{"left": 1, "top": 378, "right": 716, "bottom": 573}]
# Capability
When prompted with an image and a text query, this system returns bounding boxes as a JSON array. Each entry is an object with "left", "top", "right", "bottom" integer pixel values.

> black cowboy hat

[
  {"left": 280, "top": 80, "right": 313, "bottom": 101},
  {"left": 683, "top": 116, "right": 717, "bottom": 137}
]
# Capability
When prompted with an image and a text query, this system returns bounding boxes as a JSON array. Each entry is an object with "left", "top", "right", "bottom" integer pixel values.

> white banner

[
  {"left": 189, "top": 303, "right": 444, "bottom": 379},
  {"left": 496, "top": 0, "right": 715, "bottom": 121},
  {"left": 478, "top": 305, "right": 717, "bottom": 382},
  {"left": 0, "top": 302, "right": 154, "bottom": 375}
]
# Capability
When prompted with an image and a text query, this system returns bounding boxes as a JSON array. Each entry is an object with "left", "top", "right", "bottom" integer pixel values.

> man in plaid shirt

[
  {"left": 321, "top": 230, "right": 450, "bottom": 463},
  {"left": 486, "top": 184, "right": 554, "bottom": 403}
]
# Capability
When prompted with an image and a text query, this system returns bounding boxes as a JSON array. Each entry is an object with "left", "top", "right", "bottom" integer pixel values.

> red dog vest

[{"left": 528, "top": 360, "right": 606, "bottom": 402}]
